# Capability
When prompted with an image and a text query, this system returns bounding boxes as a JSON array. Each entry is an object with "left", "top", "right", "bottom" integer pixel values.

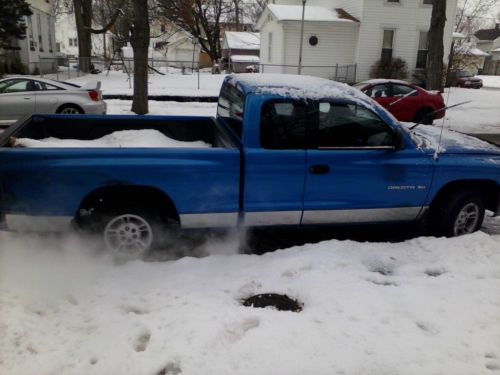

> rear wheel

[
  {"left": 57, "top": 104, "right": 84, "bottom": 114},
  {"left": 414, "top": 108, "right": 434, "bottom": 125},
  {"left": 431, "top": 190, "right": 485, "bottom": 237}
]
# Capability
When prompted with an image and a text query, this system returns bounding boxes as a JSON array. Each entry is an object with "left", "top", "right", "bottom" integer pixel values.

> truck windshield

[{"left": 217, "top": 82, "right": 245, "bottom": 137}]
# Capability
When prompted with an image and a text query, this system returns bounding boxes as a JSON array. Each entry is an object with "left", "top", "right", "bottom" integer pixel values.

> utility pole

[{"left": 297, "top": 0, "right": 306, "bottom": 75}]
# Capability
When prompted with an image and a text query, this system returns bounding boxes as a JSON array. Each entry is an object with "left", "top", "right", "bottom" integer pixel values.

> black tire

[
  {"left": 57, "top": 104, "right": 84, "bottom": 114},
  {"left": 414, "top": 108, "right": 434, "bottom": 125},
  {"left": 431, "top": 190, "right": 485, "bottom": 237}
]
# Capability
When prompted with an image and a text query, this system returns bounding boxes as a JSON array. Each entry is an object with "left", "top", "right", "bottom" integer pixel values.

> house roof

[
  {"left": 224, "top": 32, "right": 260, "bottom": 50},
  {"left": 474, "top": 26, "right": 500, "bottom": 41},
  {"left": 452, "top": 32, "right": 466, "bottom": 39},
  {"left": 267, "top": 4, "right": 359, "bottom": 23}
]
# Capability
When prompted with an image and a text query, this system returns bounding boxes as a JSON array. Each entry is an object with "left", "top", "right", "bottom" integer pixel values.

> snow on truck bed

[{"left": 11, "top": 129, "right": 212, "bottom": 148}]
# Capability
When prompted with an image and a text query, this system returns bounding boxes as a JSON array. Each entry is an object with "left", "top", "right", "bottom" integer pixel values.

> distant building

[
  {"left": 221, "top": 32, "right": 260, "bottom": 72},
  {"left": 474, "top": 23, "right": 500, "bottom": 75},
  {"left": 256, "top": 0, "right": 459, "bottom": 83},
  {"left": 1, "top": 0, "right": 58, "bottom": 74}
]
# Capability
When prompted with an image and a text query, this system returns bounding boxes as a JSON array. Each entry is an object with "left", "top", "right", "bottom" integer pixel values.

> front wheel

[
  {"left": 57, "top": 104, "right": 84, "bottom": 114},
  {"left": 432, "top": 191, "right": 485, "bottom": 237}
]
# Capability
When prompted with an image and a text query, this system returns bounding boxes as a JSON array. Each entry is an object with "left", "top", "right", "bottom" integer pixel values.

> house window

[
  {"left": 423, "top": 0, "right": 433, "bottom": 4},
  {"left": 47, "top": 15, "right": 53, "bottom": 52},
  {"left": 416, "top": 31, "right": 428, "bottom": 68},
  {"left": 387, "top": 0, "right": 400, "bottom": 2},
  {"left": 74, "top": 38, "right": 78, "bottom": 46},
  {"left": 27, "top": 15, "right": 35, "bottom": 51},
  {"left": 37, "top": 13, "right": 44, "bottom": 51},
  {"left": 268, "top": 32, "right": 273, "bottom": 62},
  {"left": 381, "top": 29, "right": 394, "bottom": 64},
  {"left": 160, "top": 24, "right": 166, "bottom": 32},
  {"left": 69, "top": 38, "right": 73, "bottom": 46}
]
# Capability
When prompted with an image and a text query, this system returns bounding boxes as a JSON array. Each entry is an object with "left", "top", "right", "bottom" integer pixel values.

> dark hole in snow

[{"left": 242, "top": 293, "right": 302, "bottom": 312}]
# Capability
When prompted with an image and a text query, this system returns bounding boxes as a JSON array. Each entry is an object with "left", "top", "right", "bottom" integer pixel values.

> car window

[
  {"left": 0, "top": 80, "right": 32, "bottom": 93},
  {"left": 365, "top": 84, "right": 391, "bottom": 98},
  {"left": 217, "top": 82, "right": 245, "bottom": 137},
  {"left": 41, "top": 82, "right": 63, "bottom": 90},
  {"left": 392, "top": 84, "right": 417, "bottom": 97},
  {"left": 315, "top": 102, "right": 396, "bottom": 148},
  {"left": 260, "top": 99, "right": 308, "bottom": 150}
]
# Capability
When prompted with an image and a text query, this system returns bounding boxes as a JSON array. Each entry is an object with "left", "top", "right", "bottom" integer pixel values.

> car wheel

[
  {"left": 414, "top": 108, "right": 434, "bottom": 125},
  {"left": 90, "top": 208, "right": 164, "bottom": 260},
  {"left": 57, "top": 104, "right": 84, "bottom": 114},
  {"left": 432, "top": 190, "right": 485, "bottom": 237}
]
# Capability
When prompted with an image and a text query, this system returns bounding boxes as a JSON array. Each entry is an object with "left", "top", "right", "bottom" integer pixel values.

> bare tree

[
  {"left": 158, "top": 0, "right": 233, "bottom": 61},
  {"left": 73, "top": 0, "right": 125, "bottom": 71},
  {"left": 426, "top": 0, "right": 447, "bottom": 90},
  {"left": 130, "top": 0, "right": 150, "bottom": 114},
  {"left": 455, "top": 0, "right": 497, "bottom": 39}
]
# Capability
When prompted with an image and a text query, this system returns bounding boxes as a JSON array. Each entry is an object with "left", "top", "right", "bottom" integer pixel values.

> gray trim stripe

[
  {"left": 5, "top": 214, "right": 73, "bottom": 231},
  {"left": 301, "top": 207, "right": 424, "bottom": 224},
  {"left": 244, "top": 211, "right": 302, "bottom": 226},
  {"left": 180, "top": 212, "right": 238, "bottom": 228}
]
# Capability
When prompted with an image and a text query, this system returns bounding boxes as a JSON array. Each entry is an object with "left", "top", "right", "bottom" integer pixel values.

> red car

[{"left": 353, "top": 79, "right": 445, "bottom": 124}]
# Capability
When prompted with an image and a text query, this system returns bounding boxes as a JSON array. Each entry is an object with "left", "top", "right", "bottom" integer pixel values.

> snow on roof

[
  {"left": 229, "top": 74, "right": 374, "bottom": 108},
  {"left": 267, "top": 4, "right": 358, "bottom": 23},
  {"left": 230, "top": 55, "right": 260, "bottom": 62},
  {"left": 492, "top": 47, "right": 500, "bottom": 53},
  {"left": 468, "top": 48, "right": 490, "bottom": 56},
  {"left": 224, "top": 32, "right": 260, "bottom": 50},
  {"left": 453, "top": 32, "right": 466, "bottom": 39}
]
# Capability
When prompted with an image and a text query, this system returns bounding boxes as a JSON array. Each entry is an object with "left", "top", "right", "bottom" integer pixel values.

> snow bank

[
  {"left": 1, "top": 226, "right": 500, "bottom": 375},
  {"left": 478, "top": 75, "right": 500, "bottom": 89},
  {"left": 12, "top": 129, "right": 212, "bottom": 148}
]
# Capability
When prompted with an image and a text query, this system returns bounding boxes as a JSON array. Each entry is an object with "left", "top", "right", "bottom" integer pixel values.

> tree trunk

[
  {"left": 426, "top": 0, "right": 446, "bottom": 90},
  {"left": 73, "top": 0, "right": 92, "bottom": 73},
  {"left": 130, "top": 0, "right": 149, "bottom": 115}
]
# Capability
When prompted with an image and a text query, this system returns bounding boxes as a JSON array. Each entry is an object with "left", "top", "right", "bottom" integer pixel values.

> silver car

[{"left": 0, "top": 76, "right": 107, "bottom": 127}]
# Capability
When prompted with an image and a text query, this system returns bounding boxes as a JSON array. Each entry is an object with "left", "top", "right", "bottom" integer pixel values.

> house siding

[
  {"left": 259, "top": 13, "right": 285, "bottom": 73},
  {"left": 282, "top": 21, "right": 359, "bottom": 78},
  {"left": 355, "top": 0, "right": 458, "bottom": 81}
]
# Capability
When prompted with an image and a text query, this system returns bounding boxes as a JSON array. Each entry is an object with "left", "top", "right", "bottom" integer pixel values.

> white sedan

[{"left": 0, "top": 76, "right": 107, "bottom": 127}]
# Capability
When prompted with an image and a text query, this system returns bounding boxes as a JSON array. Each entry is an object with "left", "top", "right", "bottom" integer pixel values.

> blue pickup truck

[{"left": 1, "top": 74, "right": 499, "bottom": 258}]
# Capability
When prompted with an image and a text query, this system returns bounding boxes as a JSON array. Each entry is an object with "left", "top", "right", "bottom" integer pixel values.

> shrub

[{"left": 369, "top": 57, "right": 409, "bottom": 80}]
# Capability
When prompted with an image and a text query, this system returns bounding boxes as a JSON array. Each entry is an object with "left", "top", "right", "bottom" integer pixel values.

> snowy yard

[
  {"left": 1, "top": 216, "right": 500, "bottom": 375},
  {"left": 97, "top": 72, "right": 500, "bottom": 135}
]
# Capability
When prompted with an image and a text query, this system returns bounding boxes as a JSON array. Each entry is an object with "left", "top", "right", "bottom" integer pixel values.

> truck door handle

[{"left": 309, "top": 165, "right": 330, "bottom": 174}]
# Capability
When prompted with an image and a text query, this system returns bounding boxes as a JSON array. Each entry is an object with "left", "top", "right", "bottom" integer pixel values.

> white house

[
  {"left": 256, "top": 0, "right": 458, "bottom": 82},
  {"left": 222, "top": 32, "right": 260, "bottom": 72},
  {"left": 4, "top": 0, "right": 58, "bottom": 74},
  {"left": 474, "top": 23, "right": 500, "bottom": 75}
]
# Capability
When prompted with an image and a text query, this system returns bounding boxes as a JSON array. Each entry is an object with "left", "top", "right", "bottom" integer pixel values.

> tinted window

[
  {"left": 42, "top": 82, "right": 62, "bottom": 90},
  {"left": 260, "top": 100, "right": 308, "bottom": 149},
  {"left": 365, "top": 84, "right": 391, "bottom": 98},
  {"left": 217, "top": 82, "right": 245, "bottom": 137},
  {"left": 316, "top": 102, "right": 396, "bottom": 148},
  {"left": 392, "top": 84, "right": 417, "bottom": 96}
]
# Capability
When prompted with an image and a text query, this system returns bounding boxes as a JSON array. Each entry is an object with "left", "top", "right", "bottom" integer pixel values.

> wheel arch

[
  {"left": 430, "top": 180, "right": 499, "bottom": 214},
  {"left": 75, "top": 185, "right": 180, "bottom": 226},
  {"left": 56, "top": 103, "right": 84, "bottom": 114}
]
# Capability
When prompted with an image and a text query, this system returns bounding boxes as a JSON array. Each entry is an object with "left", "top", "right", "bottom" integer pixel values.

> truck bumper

[{"left": 2, "top": 214, "right": 73, "bottom": 232}]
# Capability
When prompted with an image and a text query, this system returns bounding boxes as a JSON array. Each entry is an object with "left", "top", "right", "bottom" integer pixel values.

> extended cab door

[
  {"left": 302, "top": 100, "right": 433, "bottom": 225},
  {"left": 241, "top": 97, "right": 309, "bottom": 226}
]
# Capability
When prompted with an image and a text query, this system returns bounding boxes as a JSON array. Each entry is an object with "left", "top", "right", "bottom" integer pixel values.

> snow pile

[
  {"left": 1, "top": 228, "right": 500, "bottom": 374},
  {"left": 12, "top": 129, "right": 212, "bottom": 148},
  {"left": 478, "top": 75, "right": 500, "bottom": 89}
]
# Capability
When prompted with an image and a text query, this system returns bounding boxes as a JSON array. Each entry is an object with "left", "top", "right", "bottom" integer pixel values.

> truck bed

[{"left": 0, "top": 114, "right": 239, "bottom": 149}]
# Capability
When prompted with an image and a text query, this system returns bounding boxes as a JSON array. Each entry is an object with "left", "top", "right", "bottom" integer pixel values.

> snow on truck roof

[{"left": 229, "top": 74, "right": 374, "bottom": 106}]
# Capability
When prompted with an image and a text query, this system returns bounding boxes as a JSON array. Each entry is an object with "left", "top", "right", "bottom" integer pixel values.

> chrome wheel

[
  {"left": 104, "top": 214, "right": 153, "bottom": 258},
  {"left": 453, "top": 203, "right": 480, "bottom": 236},
  {"left": 60, "top": 107, "right": 81, "bottom": 114}
]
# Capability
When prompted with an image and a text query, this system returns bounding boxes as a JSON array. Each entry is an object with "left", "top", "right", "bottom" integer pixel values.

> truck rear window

[{"left": 217, "top": 83, "right": 244, "bottom": 137}]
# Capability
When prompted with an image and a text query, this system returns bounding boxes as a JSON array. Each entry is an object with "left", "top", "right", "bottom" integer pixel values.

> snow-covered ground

[
  {"left": 478, "top": 75, "right": 500, "bottom": 89},
  {"left": 105, "top": 84, "right": 500, "bottom": 135},
  {"left": 68, "top": 70, "right": 226, "bottom": 97},
  {"left": 1, "top": 215, "right": 500, "bottom": 375}
]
